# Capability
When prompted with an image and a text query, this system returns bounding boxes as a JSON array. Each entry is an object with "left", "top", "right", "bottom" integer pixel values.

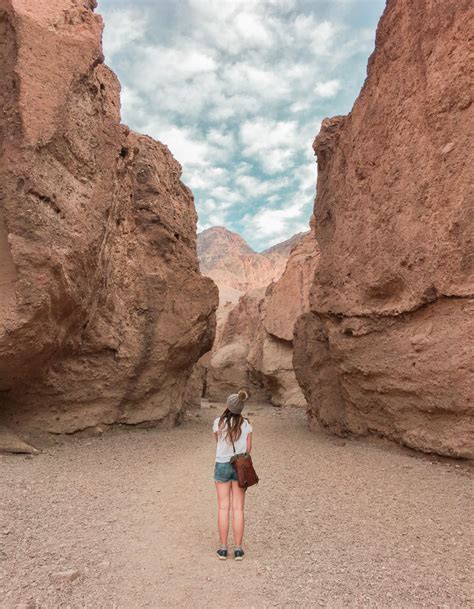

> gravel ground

[{"left": 1, "top": 402, "right": 472, "bottom": 609}]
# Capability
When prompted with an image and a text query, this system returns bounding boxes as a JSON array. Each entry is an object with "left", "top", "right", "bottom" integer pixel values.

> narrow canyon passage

[{"left": 1, "top": 404, "right": 472, "bottom": 609}]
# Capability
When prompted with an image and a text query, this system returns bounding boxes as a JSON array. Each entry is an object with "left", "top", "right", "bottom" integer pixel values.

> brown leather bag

[{"left": 230, "top": 451, "right": 259, "bottom": 489}]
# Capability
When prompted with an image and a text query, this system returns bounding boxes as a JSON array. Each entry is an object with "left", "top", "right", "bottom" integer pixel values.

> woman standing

[{"left": 212, "top": 389, "right": 252, "bottom": 561}]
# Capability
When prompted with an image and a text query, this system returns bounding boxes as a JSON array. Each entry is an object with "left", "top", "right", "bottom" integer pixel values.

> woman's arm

[
  {"left": 246, "top": 432, "right": 252, "bottom": 454},
  {"left": 214, "top": 432, "right": 218, "bottom": 442}
]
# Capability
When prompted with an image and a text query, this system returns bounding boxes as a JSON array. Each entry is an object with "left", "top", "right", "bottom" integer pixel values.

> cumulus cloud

[
  {"left": 235, "top": 174, "right": 290, "bottom": 197},
  {"left": 102, "top": 7, "right": 148, "bottom": 58},
  {"left": 240, "top": 118, "right": 304, "bottom": 174},
  {"left": 99, "top": 0, "right": 384, "bottom": 249},
  {"left": 315, "top": 79, "right": 342, "bottom": 98},
  {"left": 243, "top": 199, "right": 311, "bottom": 246}
]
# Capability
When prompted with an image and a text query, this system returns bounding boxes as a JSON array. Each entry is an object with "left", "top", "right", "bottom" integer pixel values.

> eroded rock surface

[
  {"left": 203, "top": 231, "right": 318, "bottom": 407},
  {"left": 294, "top": 0, "right": 474, "bottom": 457},
  {"left": 206, "top": 288, "right": 269, "bottom": 401},
  {"left": 249, "top": 232, "right": 319, "bottom": 407},
  {"left": 0, "top": 0, "right": 217, "bottom": 432},
  {"left": 195, "top": 227, "right": 310, "bottom": 405}
]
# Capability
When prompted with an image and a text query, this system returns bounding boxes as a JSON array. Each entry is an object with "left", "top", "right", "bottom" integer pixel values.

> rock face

[
  {"left": 206, "top": 288, "right": 269, "bottom": 401},
  {"left": 183, "top": 302, "right": 233, "bottom": 408},
  {"left": 261, "top": 232, "right": 307, "bottom": 266},
  {"left": 203, "top": 230, "right": 318, "bottom": 407},
  {"left": 294, "top": 0, "right": 474, "bottom": 457},
  {"left": 263, "top": 231, "right": 318, "bottom": 343},
  {"left": 0, "top": 0, "right": 218, "bottom": 432},
  {"left": 196, "top": 227, "right": 310, "bottom": 404},
  {"left": 183, "top": 355, "right": 209, "bottom": 411},
  {"left": 249, "top": 231, "right": 319, "bottom": 407},
  {"left": 198, "top": 226, "right": 305, "bottom": 305}
]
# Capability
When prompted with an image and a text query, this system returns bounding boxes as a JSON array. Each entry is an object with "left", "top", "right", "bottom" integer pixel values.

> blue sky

[{"left": 98, "top": 0, "right": 386, "bottom": 251}]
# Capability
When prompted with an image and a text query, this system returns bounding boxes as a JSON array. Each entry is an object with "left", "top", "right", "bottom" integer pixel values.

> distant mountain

[
  {"left": 262, "top": 231, "right": 309, "bottom": 259},
  {"left": 197, "top": 226, "right": 255, "bottom": 267},
  {"left": 197, "top": 226, "right": 306, "bottom": 305}
]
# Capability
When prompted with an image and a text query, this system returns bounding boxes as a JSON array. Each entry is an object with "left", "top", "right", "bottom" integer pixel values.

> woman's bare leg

[
  {"left": 231, "top": 481, "right": 246, "bottom": 546},
  {"left": 215, "top": 482, "right": 231, "bottom": 546}
]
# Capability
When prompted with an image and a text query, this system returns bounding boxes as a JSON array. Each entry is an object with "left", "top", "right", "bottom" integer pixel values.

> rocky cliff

[
  {"left": 0, "top": 0, "right": 218, "bottom": 432},
  {"left": 293, "top": 0, "right": 474, "bottom": 457},
  {"left": 249, "top": 230, "right": 319, "bottom": 407},
  {"left": 196, "top": 227, "right": 310, "bottom": 404},
  {"left": 202, "top": 229, "right": 318, "bottom": 406},
  {"left": 205, "top": 288, "right": 269, "bottom": 401}
]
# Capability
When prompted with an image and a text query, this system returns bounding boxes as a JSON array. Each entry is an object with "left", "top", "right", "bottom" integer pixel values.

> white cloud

[
  {"left": 244, "top": 199, "right": 310, "bottom": 245},
  {"left": 141, "top": 122, "right": 237, "bottom": 172},
  {"left": 223, "top": 63, "right": 291, "bottom": 103},
  {"left": 315, "top": 79, "right": 342, "bottom": 98},
  {"left": 102, "top": 8, "right": 147, "bottom": 58},
  {"left": 241, "top": 119, "right": 299, "bottom": 151},
  {"left": 100, "top": 0, "right": 383, "bottom": 249},
  {"left": 233, "top": 12, "right": 274, "bottom": 48},
  {"left": 147, "top": 125, "right": 210, "bottom": 167},
  {"left": 187, "top": 166, "right": 229, "bottom": 191},
  {"left": 206, "top": 129, "right": 235, "bottom": 150},
  {"left": 208, "top": 186, "right": 243, "bottom": 205},
  {"left": 290, "top": 101, "right": 311, "bottom": 113},
  {"left": 207, "top": 210, "right": 230, "bottom": 226},
  {"left": 235, "top": 174, "right": 290, "bottom": 197},
  {"left": 240, "top": 118, "right": 303, "bottom": 173},
  {"left": 189, "top": 0, "right": 273, "bottom": 55},
  {"left": 148, "top": 46, "right": 215, "bottom": 80}
]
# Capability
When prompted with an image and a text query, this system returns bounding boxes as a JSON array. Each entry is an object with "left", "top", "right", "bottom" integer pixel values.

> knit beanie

[{"left": 226, "top": 389, "right": 249, "bottom": 415}]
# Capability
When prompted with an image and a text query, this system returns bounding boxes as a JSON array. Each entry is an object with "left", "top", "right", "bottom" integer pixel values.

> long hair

[{"left": 218, "top": 408, "right": 246, "bottom": 444}]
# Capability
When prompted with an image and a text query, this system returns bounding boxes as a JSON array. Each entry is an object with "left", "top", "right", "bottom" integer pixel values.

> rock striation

[
  {"left": 0, "top": 0, "right": 218, "bottom": 432},
  {"left": 294, "top": 0, "right": 474, "bottom": 457}
]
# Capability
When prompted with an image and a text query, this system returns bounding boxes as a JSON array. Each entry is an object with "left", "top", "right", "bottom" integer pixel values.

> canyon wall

[
  {"left": 0, "top": 0, "right": 218, "bottom": 432},
  {"left": 249, "top": 231, "right": 319, "bottom": 407},
  {"left": 294, "top": 0, "right": 474, "bottom": 457},
  {"left": 205, "top": 287, "right": 269, "bottom": 402},
  {"left": 197, "top": 226, "right": 310, "bottom": 404},
  {"left": 203, "top": 230, "right": 318, "bottom": 407}
]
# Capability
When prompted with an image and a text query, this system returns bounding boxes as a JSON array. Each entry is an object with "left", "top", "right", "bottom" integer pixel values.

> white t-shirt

[{"left": 212, "top": 417, "right": 253, "bottom": 463}]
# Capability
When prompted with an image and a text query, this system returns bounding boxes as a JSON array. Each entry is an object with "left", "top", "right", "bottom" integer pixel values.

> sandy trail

[{"left": 1, "top": 402, "right": 472, "bottom": 609}]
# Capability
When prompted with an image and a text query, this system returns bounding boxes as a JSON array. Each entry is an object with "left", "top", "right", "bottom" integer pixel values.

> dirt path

[{"left": 1, "top": 402, "right": 472, "bottom": 609}]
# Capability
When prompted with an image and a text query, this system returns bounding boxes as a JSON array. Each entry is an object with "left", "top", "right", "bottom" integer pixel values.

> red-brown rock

[
  {"left": 263, "top": 231, "right": 319, "bottom": 342},
  {"left": 249, "top": 231, "right": 319, "bottom": 407},
  {"left": 294, "top": 0, "right": 474, "bottom": 457},
  {"left": 196, "top": 228, "right": 309, "bottom": 405},
  {"left": 206, "top": 288, "right": 269, "bottom": 401},
  {"left": 0, "top": 0, "right": 217, "bottom": 432}
]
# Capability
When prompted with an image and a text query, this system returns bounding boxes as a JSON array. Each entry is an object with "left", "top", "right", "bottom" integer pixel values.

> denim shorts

[{"left": 214, "top": 461, "right": 237, "bottom": 482}]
